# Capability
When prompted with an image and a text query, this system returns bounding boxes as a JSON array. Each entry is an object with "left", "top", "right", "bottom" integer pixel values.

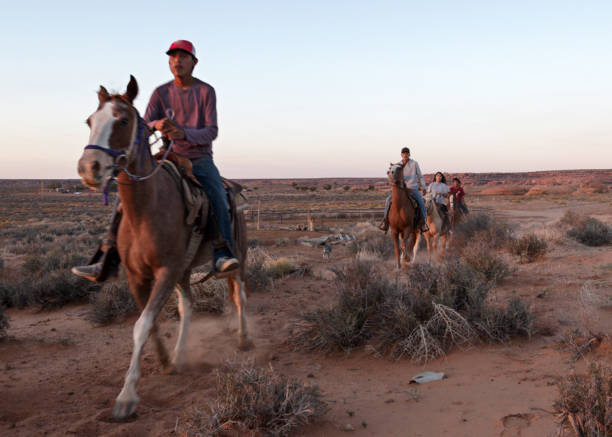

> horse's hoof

[
  {"left": 162, "top": 363, "right": 179, "bottom": 375},
  {"left": 238, "top": 337, "right": 254, "bottom": 351},
  {"left": 112, "top": 400, "right": 139, "bottom": 420}
]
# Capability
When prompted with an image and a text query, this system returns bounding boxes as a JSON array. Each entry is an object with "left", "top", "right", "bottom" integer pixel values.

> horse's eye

[{"left": 120, "top": 118, "right": 129, "bottom": 127}]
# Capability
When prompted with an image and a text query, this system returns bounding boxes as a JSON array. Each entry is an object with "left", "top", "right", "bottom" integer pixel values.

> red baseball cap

[{"left": 166, "top": 40, "right": 197, "bottom": 59}]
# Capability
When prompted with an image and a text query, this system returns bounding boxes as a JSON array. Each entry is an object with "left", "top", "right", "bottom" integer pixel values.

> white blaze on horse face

[
  {"left": 89, "top": 100, "right": 125, "bottom": 148},
  {"left": 78, "top": 102, "right": 118, "bottom": 188}
]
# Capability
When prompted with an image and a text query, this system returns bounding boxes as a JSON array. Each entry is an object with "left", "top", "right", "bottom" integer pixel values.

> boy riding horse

[
  {"left": 73, "top": 40, "right": 238, "bottom": 281},
  {"left": 379, "top": 147, "right": 429, "bottom": 233}
]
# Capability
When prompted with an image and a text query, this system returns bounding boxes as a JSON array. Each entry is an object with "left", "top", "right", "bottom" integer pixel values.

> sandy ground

[{"left": 1, "top": 197, "right": 611, "bottom": 436}]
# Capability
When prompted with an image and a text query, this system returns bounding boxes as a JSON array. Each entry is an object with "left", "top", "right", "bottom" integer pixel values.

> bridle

[{"left": 83, "top": 102, "right": 173, "bottom": 204}]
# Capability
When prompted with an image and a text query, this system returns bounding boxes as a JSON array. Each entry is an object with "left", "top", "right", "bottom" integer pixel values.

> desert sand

[{"left": 1, "top": 173, "right": 611, "bottom": 436}]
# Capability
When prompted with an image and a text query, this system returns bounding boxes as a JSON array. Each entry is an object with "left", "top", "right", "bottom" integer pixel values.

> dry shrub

[
  {"left": 290, "top": 258, "right": 533, "bottom": 362},
  {"left": 0, "top": 305, "right": 8, "bottom": 340},
  {"left": 246, "top": 247, "right": 274, "bottom": 292},
  {"left": 560, "top": 329, "right": 602, "bottom": 362},
  {"left": 266, "top": 258, "right": 298, "bottom": 279},
  {"left": 555, "top": 362, "right": 612, "bottom": 437},
  {"left": 509, "top": 233, "right": 548, "bottom": 263},
  {"left": 567, "top": 218, "right": 611, "bottom": 247},
  {"left": 181, "top": 359, "right": 328, "bottom": 437},
  {"left": 475, "top": 297, "right": 534, "bottom": 343},
  {"left": 290, "top": 260, "right": 385, "bottom": 353},
  {"left": 349, "top": 232, "right": 395, "bottom": 259},
  {"left": 164, "top": 280, "right": 227, "bottom": 319},
  {"left": 450, "top": 212, "right": 514, "bottom": 251},
  {"left": 87, "top": 280, "right": 137, "bottom": 325},
  {"left": 462, "top": 241, "right": 513, "bottom": 283},
  {"left": 5, "top": 271, "right": 93, "bottom": 310},
  {"left": 559, "top": 210, "right": 587, "bottom": 229},
  {"left": 559, "top": 211, "right": 611, "bottom": 247}
]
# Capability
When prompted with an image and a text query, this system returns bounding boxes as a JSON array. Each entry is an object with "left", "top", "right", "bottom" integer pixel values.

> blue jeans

[
  {"left": 384, "top": 188, "right": 427, "bottom": 221},
  {"left": 191, "top": 155, "right": 234, "bottom": 260}
]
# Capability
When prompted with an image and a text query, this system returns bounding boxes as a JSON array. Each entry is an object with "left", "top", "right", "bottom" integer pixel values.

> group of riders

[
  {"left": 378, "top": 147, "right": 469, "bottom": 235},
  {"left": 72, "top": 39, "right": 469, "bottom": 284}
]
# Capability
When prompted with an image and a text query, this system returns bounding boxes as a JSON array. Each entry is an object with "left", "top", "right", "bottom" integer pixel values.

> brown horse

[
  {"left": 77, "top": 76, "right": 250, "bottom": 419},
  {"left": 449, "top": 191, "right": 466, "bottom": 229},
  {"left": 387, "top": 163, "right": 421, "bottom": 268}
]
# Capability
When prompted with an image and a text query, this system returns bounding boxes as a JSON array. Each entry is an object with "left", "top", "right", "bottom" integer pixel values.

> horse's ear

[
  {"left": 98, "top": 86, "right": 110, "bottom": 104},
  {"left": 124, "top": 75, "right": 138, "bottom": 104}
]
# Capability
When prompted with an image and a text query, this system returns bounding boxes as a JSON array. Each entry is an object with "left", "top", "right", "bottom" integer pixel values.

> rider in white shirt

[{"left": 426, "top": 172, "right": 451, "bottom": 230}]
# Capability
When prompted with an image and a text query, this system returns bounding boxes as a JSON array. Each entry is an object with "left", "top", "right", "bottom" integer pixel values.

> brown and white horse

[
  {"left": 422, "top": 196, "right": 450, "bottom": 258},
  {"left": 387, "top": 163, "right": 421, "bottom": 268},
  {"left": 77, "top": 76, "right": 250, "bottom": 419}
]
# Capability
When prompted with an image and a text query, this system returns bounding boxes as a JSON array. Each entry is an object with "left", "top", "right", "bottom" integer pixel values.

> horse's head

[
  {"left": 387, "top": 162, "right": 404, "bottom": 186},
  {"left": 77, "top": 76, "right": 140, "bottom": 189}
]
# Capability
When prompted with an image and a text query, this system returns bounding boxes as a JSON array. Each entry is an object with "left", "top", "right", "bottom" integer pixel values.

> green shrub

[{"left": 509, "top": 234, "right": 548, "bottom": 263}]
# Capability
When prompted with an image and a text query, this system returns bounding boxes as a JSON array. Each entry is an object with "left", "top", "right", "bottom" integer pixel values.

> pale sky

[{"left": 1, "top": 0, "right": 611, "bottom": 179}]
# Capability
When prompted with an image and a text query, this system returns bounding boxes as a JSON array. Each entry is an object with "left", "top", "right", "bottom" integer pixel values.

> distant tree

[
  {"left": 323, "top": 184, "right": 331, "bottom": 190},
  {"left": 46, "top": 181, "right": 62, "bottom": 190},
  {"left": 343, "top": 186, "right": 350, "bottom": 191},
  {"left": 368, "top": 185, "right": 374, "bottom": 191},
  {"left": 291, "top": 182, "right": 298, "bottom": 187},
  {"left": 309, "top": 186, "right": 317, "bottom": 192}
]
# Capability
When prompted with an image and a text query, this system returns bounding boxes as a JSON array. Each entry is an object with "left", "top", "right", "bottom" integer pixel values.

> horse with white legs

[
  {"left": 77, "top": 76, "right": 250, "bottom": 419},
  {"left": 387, "top": 163, "right": 421, "bottom": 269},
  {"left": 422, "top": 197, "right": 450, "bottom": 259}
]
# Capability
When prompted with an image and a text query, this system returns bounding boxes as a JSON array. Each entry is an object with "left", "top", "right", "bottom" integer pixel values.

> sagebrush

[{"left": 181, "top": 359, "right": 328, "bottom": 436}]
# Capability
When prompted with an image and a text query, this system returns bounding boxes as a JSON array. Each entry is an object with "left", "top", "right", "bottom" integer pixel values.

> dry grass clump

[
  {"left": 348, "top": 232, "right": 395, "bottom": 259},
  {"left": 246, "top": 247, "right": 274, "bottom": 292},
  {"left": 509, "top": 233, "right": 548, "bottom": 263},
  {"left": 181, "top": 358, "right": 328, "bottom": 437},
  {"left": 559, "top": 211, "right": 611, "bottom": 247},
  {"left": 87, "top": 280, "right": 137, "bottom": 325},
  {"left": 555, "top": 362, "right": 612, "bottom": 437},
  {"left": 164, "top": 280, "right": 227, "bottom": 320},
  {"left": 246, "top": 248, "right": 310, "bottom": 292},
  {"left": 475, "top": 297, "right": 534, "bottom": 343},
  {"left": 560, "top": 329, "right": 602, "bottom": 362}
]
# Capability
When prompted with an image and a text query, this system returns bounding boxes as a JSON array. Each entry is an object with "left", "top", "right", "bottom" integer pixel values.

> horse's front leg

[
  {"left": 113, "top": 272, "right": 176, "bottom": 420},
  {"left": 171, "top": 272, "right": 193, "bottom": 372},
  {"left": 391, "top": 230, "right": 401, "bottom": 270},
  {"left": 412, "top": 231, "right": 421, "bottom": 264},
  {"left": 228, "top": 276, "right": 251, "bottom": 350}
]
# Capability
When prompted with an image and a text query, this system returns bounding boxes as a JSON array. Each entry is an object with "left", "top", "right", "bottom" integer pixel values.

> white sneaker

[{"left": 215, "top": 257, "right": 239, "bottom": 273}]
